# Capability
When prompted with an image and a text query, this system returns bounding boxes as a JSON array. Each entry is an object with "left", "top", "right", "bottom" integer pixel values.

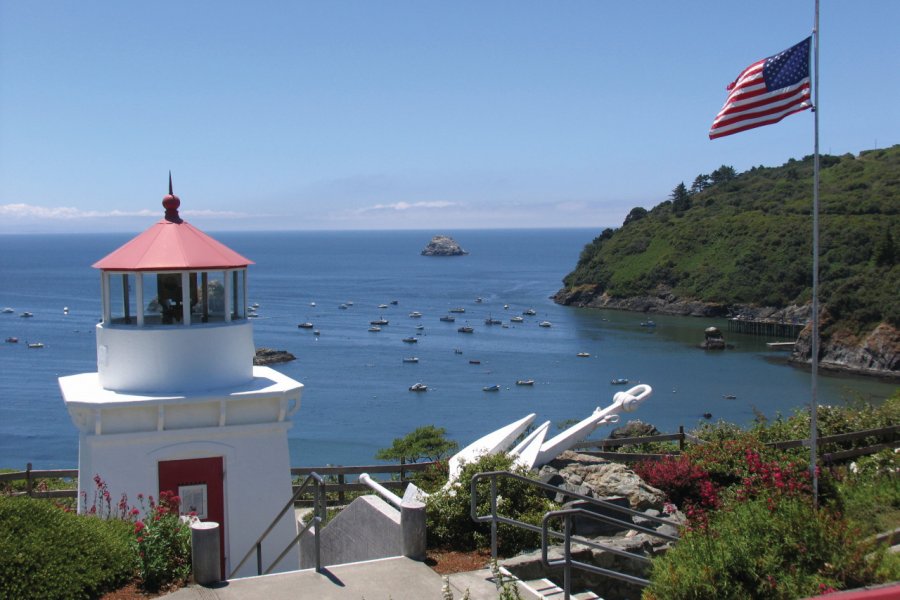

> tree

[
  {"left": 690, "top": 173, "right": 711, "bottom": 195},
  {"left": 376, "top": 425, "right": 459, "bottom": 463},
  {"left": 710, "top": 165, "right": 737, "bottom": 185},
  {"left": 874, "top": 228, "right": 897, "bottom": 267},
  {"left": 670, "top": 182, "right": 691, "bottom": 214},
  {"left": 623, "top": 206, "right": 648, "bottom": 226}
]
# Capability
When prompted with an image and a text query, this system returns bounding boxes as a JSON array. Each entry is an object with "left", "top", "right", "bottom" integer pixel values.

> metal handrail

[
  {"left": 229, "top": 472, "right": 326, "bottom": 579},
  {"left": 471, "top": 470, "right": 680, "bottom": 600}
]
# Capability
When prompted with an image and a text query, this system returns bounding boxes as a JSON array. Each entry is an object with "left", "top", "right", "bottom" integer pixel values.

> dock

[
  {"left": 766, "top": 341, "right": 796, "bottom": 351},
  {"left": 727, "top": 318, "right": 804, "bottom": 338}
]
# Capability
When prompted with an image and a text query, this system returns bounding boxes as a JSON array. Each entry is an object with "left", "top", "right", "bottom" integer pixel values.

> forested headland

[{"left": 555, "top": 145, "right": 899, "bottom": 377}]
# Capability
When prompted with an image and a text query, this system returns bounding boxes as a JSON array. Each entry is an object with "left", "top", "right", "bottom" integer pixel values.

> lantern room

[{"left": 90, "top": 178, "right": 256, "bottom": 393}]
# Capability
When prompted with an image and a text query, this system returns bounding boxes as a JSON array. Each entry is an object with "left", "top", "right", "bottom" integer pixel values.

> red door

[{"left": 158, "top": 457, "right": 225, "bottom": 578}]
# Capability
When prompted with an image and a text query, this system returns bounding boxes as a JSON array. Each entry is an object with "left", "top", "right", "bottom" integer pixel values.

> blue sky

[{"left": 1, "top": 1, "right": 897, "bottom": 233}]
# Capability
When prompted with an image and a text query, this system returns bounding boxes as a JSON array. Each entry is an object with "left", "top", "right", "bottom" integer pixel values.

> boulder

[
  {"left": 254, "top": 348, "right": 296, "bottom": 366},
  {"left": 608, "top": 420, "right": 659, "bottom": 440},
  {"left": 421, "top": 235, "right": 468, "bottom": 256},
  {"left": 538, "top": 451, "right": 666, "bottom": 511}
]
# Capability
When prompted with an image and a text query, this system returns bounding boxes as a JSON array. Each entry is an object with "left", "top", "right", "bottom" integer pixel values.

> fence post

[
  {"left": 400, "top": 457, "right": 406, "bottom": 483},
  {"left": 338, "top": 474, "right": 345, "bottom": 505},
  {"left": 25, "top": 463, "right": 33, "bottom": 497},
  {"left": 679, "top": 426, "right": 685, "bottom": 452}
]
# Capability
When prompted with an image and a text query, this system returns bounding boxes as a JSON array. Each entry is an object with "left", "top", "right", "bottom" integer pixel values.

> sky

[{"left": 1, "top": 1, "right": 898, "bottom": 234}]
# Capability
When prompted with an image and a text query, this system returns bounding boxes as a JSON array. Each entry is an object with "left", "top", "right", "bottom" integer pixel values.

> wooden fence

[
  {"left": 2, "top": 425, "right": 896, "bottom": 499},
  {"left": 573, "top": 424, "right": 900, "bottom": 463}
]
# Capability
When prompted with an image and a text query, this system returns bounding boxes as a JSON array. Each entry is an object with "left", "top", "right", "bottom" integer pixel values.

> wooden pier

[{"left": 727, "top": 318, "right": 804, "bottom": 338}]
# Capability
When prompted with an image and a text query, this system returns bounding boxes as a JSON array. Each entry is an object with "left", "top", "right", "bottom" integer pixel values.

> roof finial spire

[{"left": 162, "top": 171, "right": 182, "bottom": 223}]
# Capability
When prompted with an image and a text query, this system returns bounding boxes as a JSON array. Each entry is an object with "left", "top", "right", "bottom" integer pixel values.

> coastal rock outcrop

[
  {"left": 254, "top": 348, "right": 296, "bottom": 366},
  {"left": 421, "top": 235, "right": 468, "bottom": 256},
  {"left": 792, "top": 318, "right": 900, "bottom": 377}
]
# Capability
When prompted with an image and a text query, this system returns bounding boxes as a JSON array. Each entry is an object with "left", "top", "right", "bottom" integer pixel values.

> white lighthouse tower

[{"left": 59, "top": 178, "right": 303, "bottom": 578}]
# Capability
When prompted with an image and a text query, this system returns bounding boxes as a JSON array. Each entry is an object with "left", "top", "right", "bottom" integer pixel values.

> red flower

[{"left": 134, "top": 520, "right": 145, "bottom": 534}]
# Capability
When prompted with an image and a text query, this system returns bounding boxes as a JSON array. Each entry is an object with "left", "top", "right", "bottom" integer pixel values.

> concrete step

[{"left": 521, "top": 577, "right": 602, "bottom": 600}]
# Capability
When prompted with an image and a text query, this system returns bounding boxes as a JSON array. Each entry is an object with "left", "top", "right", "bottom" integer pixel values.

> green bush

[
  {"left": 0, "top": 495, "right": 135, "bottom": 600},
  {"left": 426, "top": 453, "right": 556, "bottom": 556},
  {"left": 645, "top": 495, "right": 899, "bottom": 599}
]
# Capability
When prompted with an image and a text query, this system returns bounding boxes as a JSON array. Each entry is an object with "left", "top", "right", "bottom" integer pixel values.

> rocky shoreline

[{"left": 553, "top": 285, "right": 899, "bottom": 380}]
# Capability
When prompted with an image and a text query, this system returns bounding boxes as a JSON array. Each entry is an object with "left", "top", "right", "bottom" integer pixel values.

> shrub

[
  {"left": 633, "top": 455, "right": 717, "bottom": 509},
  {"left": 426, "top": 453, "right": 556, "bottom": 556},
  {"left": 645, "top": 495, "right": 899, "bottom": 599},
  {"left": 0, "top": 495, "right": 135, "bottom": 599},
  {"left": 133, "top": 490, "right": 192, "bottom": 592}
]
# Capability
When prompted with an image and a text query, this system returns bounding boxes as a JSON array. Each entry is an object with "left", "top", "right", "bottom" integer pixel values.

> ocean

[{"left": 0, "top": 229, "right": 895, "bottom": 470}]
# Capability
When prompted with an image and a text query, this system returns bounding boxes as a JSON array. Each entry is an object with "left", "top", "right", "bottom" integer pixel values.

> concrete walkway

[{"left": 163, "top": 556, "right": 542, "bottom": 600}]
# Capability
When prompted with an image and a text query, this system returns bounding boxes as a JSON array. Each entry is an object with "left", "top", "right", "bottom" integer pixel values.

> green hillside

[{"left": 561, "top": 145, "right": 900, "bottom": 335}]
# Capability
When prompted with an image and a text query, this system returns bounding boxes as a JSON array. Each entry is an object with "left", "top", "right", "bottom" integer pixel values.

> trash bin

[{"left": 191, "top": 521, "right": 221, "bottom": 585}]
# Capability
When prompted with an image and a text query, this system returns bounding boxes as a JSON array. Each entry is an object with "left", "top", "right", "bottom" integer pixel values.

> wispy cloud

[
  {"left": 0, "top": 203, "right": 249, "bottom": 220},
  {"left": 354, "top": 200, "right": 461, "bottom": 214}
]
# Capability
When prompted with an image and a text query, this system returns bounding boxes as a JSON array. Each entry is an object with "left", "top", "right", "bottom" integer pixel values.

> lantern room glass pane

[
  {"left": 205, "top": 272, "right": 226, "bottom": 322},
  {"left": 231, "top": 270, "right": 246, "bottom": 320},
  {"left": 108, "top": 273, "right": 136, "bottom": 325}
]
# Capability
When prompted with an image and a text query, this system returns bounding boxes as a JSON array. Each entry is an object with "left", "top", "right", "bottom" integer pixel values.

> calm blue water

[{"left": 0, "top": 230, "right": 896, "bottom": 470}]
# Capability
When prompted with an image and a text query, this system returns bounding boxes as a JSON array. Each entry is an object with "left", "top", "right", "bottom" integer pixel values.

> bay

[{"left": 0, "top": 229, "right": 895, "bottom": 470}]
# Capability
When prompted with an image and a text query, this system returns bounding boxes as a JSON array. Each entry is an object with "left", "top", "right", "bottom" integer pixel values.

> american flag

[{"left": 709, "top": 37, "right": 812, "bottom": 139}]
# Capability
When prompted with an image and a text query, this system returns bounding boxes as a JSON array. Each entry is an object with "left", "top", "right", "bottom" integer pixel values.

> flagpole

[{"left": 810, "top": 0, "right": 821, "bottom": 507}]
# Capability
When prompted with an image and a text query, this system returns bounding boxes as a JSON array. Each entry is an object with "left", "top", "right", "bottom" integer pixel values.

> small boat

[
  {"left": 703, "top": 412, "right": 713, "bottom": 419},
  {"left": 378, "top": 304, "right": 388, "bottom": 309},
  {"left": 440, "top": 315, "right": 456, "bottom": 322},
  {"left": 409, "top": 383, "right": 428, "bottom": 392},
  {"left": 5, "top": 337, "right": 18, "bottom": 343},
  {"left": 416, "top": 324, "right": 425, "bottom": 330},
  {"left": 723, "top": 394, "right": 737, "bottom": 400},
  {"left": 484, "top": 316, "right": 502, "bottom": 325},
  {"left": 454, "top": 348, "right": 463, "bottom": 354},
  {"left": 403, "top": 357, "right": 419, "bottom": 363},
  {"left": 368, "top": 326, "right": 382, "bottom": 332},
  {"left": 449, "top": 307, "right": 466, "bottom": 313},
  {"left": 577, "top": 352, "right": 590, "bottom": 357},
  {"left": 309, "top": 302, "right": 316, "bottom": 307},
  {"left": 27, "top": 342, "right": 44, "bottom": 349},
  {"left": 457, "top": 326, "right": 474, "bottom": 333},
  {"left": 370, "top": 318, "right": 389, "bottom": 325},
  {"left": 516, "top": 379, "right": 534, "bottom": 386},
  {"left": 503, "top": 304, "right": 509, "bottom": 309},
  {"left": 63, "top": 307, "right": 69, "bottom": 314},
  {"left": 510, "top": 316, "right": 524, "bottom": 323},
  {"left": 345, "top": 301, "right": 354, "bottom": 306},
  {"left": 610, "top": 378, "right": 629, "bottom": 385},
  {"left": 475, "top": 297, "right": 483, "bottom": 303},
  {"left": 390, "top": 300, "right": 399, "bottom": 305},
  {"left": 539, "top": 321, "right": 552, "bottom": 328},
  {"left": 402, "top": 337, "right": 418, "bottom": 343},
  {"left": 20, "top": 312, "right": 33, "bottom": 318},
  {"left": 469, "top": 359, "right": 481, "bottom": 365},
  {"left": 640, "top": 320, "right": 657, "bottom": 328},
  {"left": 483, "top": 384, "right": 500, "bottom": 392},
  {"left": 313, "top": 330, "right": 320, "bottom": 336},
  {"left": 523, "top": 308, "right": 536, "bottom": 316},
  {"left": 298, "top": 322, "right": 314, "bottom": 329},
  {"left": 339, "top": 304, "right": 348, "bottom": 309},
  {"left": 1, "top": 307, "right": 14, "bottom": 314},
  {"left": 409, "top": 311, "right": 423, "bottom": 318}
]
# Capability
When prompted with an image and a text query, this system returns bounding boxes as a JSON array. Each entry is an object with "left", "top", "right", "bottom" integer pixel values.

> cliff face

[
  {"left": 554, "top": 286, "right": 898, "bottom": 379},
  {"left": 791, "top": 320, "right": 900, "bottom": 378}
]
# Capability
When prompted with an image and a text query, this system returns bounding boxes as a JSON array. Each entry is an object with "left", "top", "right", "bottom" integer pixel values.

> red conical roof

[{"left": 93, "top": 179, "right": 253, "bottom": 271}]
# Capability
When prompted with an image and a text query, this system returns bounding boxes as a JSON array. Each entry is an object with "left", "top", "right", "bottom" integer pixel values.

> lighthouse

[{"left": 59, "top": 177, "right": 303, "bottom": 578}]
